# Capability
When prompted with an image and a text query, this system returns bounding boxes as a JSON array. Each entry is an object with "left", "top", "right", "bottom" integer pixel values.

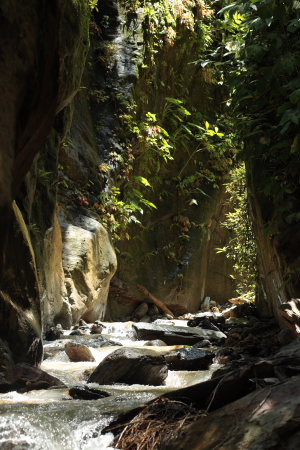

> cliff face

[
  {"left": 0, "top": 0, "right": 238, "bottom": 363},
  {"left": 0, "top": 0, "right": 117, "bottom": 363},
  {"left": 0, "top": 0, "right": 69, "bottom": 364},
  {"left": 101, "top": 1, "right": 236, "bottom": 316}
]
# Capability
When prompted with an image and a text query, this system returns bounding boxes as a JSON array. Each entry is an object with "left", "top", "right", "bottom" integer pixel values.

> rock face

[
  {"left": 64, "top": 342, "right": 95, "bottom": 362},
  {"left": 0, "top": 0, "right": 90, "bottom": 363},
  {"left": 133, "top": 323, "right": 226, "bottom": 346},
  {"left": 0, "top": 0, "right": 119, "bottom": 362},
  {"left": 164, "top": 375, "right": 300, "bottom": 450},
  {"left": 88, "top": 348, "right": 168, "bottom": 386}
]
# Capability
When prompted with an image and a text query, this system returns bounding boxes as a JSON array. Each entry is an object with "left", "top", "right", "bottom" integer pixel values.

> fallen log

[{"left": 137, "top": 285, "right": 174, "bottom": 318}]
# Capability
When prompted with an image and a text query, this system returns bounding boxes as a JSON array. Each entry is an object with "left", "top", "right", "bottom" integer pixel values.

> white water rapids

[{"left": 0, "top": 321, "right": 220, "bottom": 449}]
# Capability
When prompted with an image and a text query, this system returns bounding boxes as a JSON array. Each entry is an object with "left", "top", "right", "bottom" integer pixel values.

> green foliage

[
  {"left": 88, "top": 0, "right": 98, "bottom": 12},
  {"left": 217, "top": 164, "right": 257, "bottom": 297},
  {"left": 215, "top": 0, "right": 300, "bottom": 232},
  {"left": 94, "top": 0, "right": 234, "bottom": 251}
]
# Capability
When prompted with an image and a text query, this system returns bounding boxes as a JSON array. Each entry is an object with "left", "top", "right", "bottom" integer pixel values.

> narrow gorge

[{"left": 0, "top": 1, "right": 300, "bottom": 449}]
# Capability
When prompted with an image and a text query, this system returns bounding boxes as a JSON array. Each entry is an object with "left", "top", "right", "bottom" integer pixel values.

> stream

[{"left": 0, "top": 321, "right": 220, "bottom": 450}]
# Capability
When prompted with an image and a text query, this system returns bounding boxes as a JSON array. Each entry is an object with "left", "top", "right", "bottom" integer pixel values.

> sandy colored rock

[{"left": 53, "top": 213, "right": 117, "bottom": 325}]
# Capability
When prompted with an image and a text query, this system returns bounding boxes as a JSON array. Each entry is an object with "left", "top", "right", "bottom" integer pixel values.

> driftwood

[{"left": 137, "top": 285, "right": 174, "bottom": 318}]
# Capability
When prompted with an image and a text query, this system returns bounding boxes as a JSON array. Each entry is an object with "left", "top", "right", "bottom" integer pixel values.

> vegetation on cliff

[{"left": 214, "top": 0, "right": 300, "bottom": 303}]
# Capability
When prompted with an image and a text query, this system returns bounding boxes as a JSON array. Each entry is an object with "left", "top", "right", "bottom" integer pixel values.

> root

[{"left": 115, "top": 398, "right": 204, "bottom": 450}]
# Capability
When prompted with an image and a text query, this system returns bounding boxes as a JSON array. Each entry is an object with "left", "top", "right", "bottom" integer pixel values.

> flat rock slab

[
  {"left": 133, "top": 323, "right": 226, "bottom": 345},
  {"left": 164, "top": 375, "right": 300, "bottom": 450},
  {"left": 164, "top": 348, "right": 214, "bottom": 371},
  {"left": 88, "top": 348, "right": 168, "bottom": 386}
]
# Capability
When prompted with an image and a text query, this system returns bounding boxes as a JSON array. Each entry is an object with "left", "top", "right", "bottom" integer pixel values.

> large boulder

[
  {"left": 49, "top": 213, "right": 117, "bottom": 328},
  {"left": 133, "top": 323, "right": 226, "bottom": 346},
  {"left": 88, "top": 348, "right": 168, "bottom": 386},
  {"left": 164, "top": 348, "right": 214, "bottom": 371}
]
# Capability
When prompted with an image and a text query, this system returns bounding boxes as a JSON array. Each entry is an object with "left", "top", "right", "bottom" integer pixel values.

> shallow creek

[{"left": 0, "top": 321, "right": 220, "bottom": 449}]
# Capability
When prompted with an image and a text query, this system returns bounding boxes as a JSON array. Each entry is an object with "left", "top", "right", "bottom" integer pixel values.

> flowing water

[{"left": 0, "top": 322, "right": 220, "bottom": 449}]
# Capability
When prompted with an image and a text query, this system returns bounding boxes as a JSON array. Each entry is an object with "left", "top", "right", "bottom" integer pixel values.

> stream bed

[{"left": 0, "top": 322, "right": 220, "bottom": 449}]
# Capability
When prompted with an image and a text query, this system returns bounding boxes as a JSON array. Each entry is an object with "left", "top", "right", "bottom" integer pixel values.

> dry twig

[{"left": 115, "top": 398, "right": 204, "bottom": 450}]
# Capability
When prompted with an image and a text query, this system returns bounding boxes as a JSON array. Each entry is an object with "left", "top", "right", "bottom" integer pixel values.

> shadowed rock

[
  {"left": 88, "top": 348, "right": 168, "bottom": 385},
  {"left": 69, "top": 385, "right": 110, "bottom": 400},
  {"left": 0, "top": 364, "right": 65, "bottom": 393},
  {"left": 164, "top": 348, "right": 214, "bottom": 371}
]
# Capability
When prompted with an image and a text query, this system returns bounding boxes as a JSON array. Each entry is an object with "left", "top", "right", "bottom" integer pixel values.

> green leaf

[
  {"left": 217, "top": 4, "right": 238, "bottom": 16},
  {"left": 165, "top": 97, "right": 183, "bottom": 105},
  {"left": 134, "top": 176, "right": 151, "bottom": 187},
  {"left": 140, "top": 199, "right": 157, "bottom": 209}
]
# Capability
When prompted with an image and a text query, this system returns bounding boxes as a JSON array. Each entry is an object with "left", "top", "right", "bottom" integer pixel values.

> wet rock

[
  {"left": 0, "top": 364, "right": 65, "bottom": 393},
  {"left": 69, "top": 385, "right": 110, "bottom": 400},
  {"left": 64, "top": 342, "right": 95, "bottom": 362},
  {"left": 0, "top": 440, "right": 30, "bottom": 449},
  {"left": 44, "top": 324, "right": 64, "bottom": 341},
  {"left": 133, "top": 322, "right": 226, "bottom": 346},
  {"left": 88, "top": 348, "right": 168, "bottom": 386},
  {"left": 164, "top": 348, "right": 214, "bottom": 371},
  {"left": 132, "top": 302, "right": 149, "bottom": 320},
  {"left": 164, "top": 375, "right": 300, "bottom": 450},
  {"left": 91, "top": 321, "right": 106, "bottom": 334}
]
